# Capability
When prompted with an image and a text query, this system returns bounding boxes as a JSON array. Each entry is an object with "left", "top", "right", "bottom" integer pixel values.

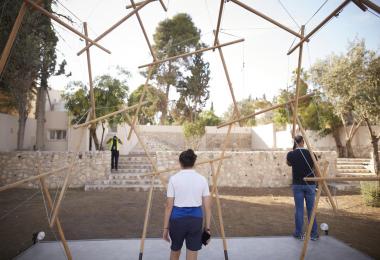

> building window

[{"left": 48, "top": 130, "right": 67, "bottom": 141}]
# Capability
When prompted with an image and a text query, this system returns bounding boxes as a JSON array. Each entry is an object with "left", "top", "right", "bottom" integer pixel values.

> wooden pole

[
  {"left": 77, "top": 0, "right": 154, "bottom": 56},
  {"left": 130, "top": 0, "right": 157, "bottom": 60},
  {"left": 292, "top": 25, "right": 305, "bottom": 138},
  {"left": 138, "top": 39, "right": 244, "bottom": 69},
  {"left": 292, "top": 106, "right": 337, "bottom": 212},
  {"left": 287, "top": 0, "right": 351, "bottom": 55},
  {"left": 49, "top": 112, "right": 90, "bottom": 227},
  {"left": 210, "top": 162, "right": 229, "bottom": 260},
  {"left": 217, "top": 93, "right": 314, "bottom": 129},
  {"left": 126, "top": 0, "right": 157, "bottom": 9},
  {"left": 24, "top": 0, "right": 111, "bottom": 54},
  {"left": 83, "top": 22, "right": 97, "bottom": 128},
  {"left": 126, "top": 0, "right": 166, "bottom": 11},
  {"left": 141, "top": 155, "right": 232, "bottom": 177},
  {"left": 215, "top": 33, "right": 242, "bottom": 126},
  {"left": 126, "top": 67, "right": 154, "bottom": 140},
  {"left": 229, "top": 0, "right": 305, "bottom": 39},
  {"left": 0, "top": 165, "right": 72, "bottom": 192},
  {"left": 360, "top": 0, "right": 380, "bottom": 14},
  {"left": 300, "top": 162, "right": 329, "bottom": 260},
  {"left": 158, "top": 0, "right": 168, "bottom": 11},
  {"left": 0, "top": 0, "right": 43, "bottom": 76},
  {"left": 213, "top": 0, "right": 225, "bottom": 47},
  {"left": 73, "top": 101, "right": 148, "bottom": 129},
  {"left": 37, "top": 157, "right": 72, "bottom": 260},
  {"left": 304, "top": 176, "right": 380, "bottom": 182}
]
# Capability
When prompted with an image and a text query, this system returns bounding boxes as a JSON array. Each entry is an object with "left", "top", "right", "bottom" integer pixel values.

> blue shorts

[{"left": 169, "top": 217, "right": 203, "bottom": 251}]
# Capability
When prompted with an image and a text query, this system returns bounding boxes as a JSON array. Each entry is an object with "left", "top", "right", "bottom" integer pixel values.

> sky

[{"left": 48, "top": 0, "right": 380, "bottom": 116}]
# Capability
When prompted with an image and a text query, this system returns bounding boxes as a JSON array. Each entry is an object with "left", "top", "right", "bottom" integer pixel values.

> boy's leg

[
  {"left": 292, "top": 185, "right": 305, "bottom": 237},
  {"left": 170, "top": 250, "right": 181, "bottom": 260},
  {"left": 115, "top": 150, "right": 119, "bottom": 170},
  {"left": 186, "top": 249, "right": 198, "bottom": 260},
  {"left": 305, "top": 185, "right": 318, "bottom": 238},
  {"left": 111, "top": 151, "right": 115, "bottom": 169}
]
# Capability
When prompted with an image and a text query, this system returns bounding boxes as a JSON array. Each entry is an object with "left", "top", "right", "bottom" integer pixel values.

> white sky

[{"left": 49, "top": 0, "right": 380, "bottom": 116}]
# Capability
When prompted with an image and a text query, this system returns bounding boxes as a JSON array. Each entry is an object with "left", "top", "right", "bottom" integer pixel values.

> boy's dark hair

[
  {"left": 293, "top": 135, "right": 304, "bottom": 150},
  {"left": 179, "top": 149, "right": 197, "bottom": 168}
]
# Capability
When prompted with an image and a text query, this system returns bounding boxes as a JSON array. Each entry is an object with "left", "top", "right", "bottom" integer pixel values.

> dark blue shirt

[
  {"left": 287, "top": 148, "right": 316, "bottom": 185},
  {"left": 170, "top": 206, "right": 203, "bottom": 220}
]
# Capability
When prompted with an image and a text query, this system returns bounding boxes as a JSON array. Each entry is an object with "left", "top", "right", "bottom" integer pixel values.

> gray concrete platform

[{"left": 15, "top": 236, "right": 372, "bottom": 260}]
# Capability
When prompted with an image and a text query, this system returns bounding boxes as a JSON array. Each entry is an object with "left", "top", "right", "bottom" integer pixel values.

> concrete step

[
  {"left": 109, "top": 173, "right": 150, "bottom": 180},
  {"left": 337, "top": 158, "right": 370, "bottom": 161},
  {"left": 117, "top": 161, "right": 153, "bottom": 166},
  {"left": 336, "top": 172, "right": 376, "bottom": 177},
  {"left": 111, "top": 169, "right": 152, "bottom": 174},
  {"left": 120, "top": 152, "right": 156, "bottom": 157},
  {"left": 337, "top": 169, "right": 372, "bottom": 173},
  {"left": 337, "top": 164, "right": 369, "bottom": 169},
  {"left": 84, "top": 184, "right": 164, "bottom": 191},
  {"left": 117, "top": 165, "right": 153, "bottom": 170},
  {"left": 109, "top": 180, "right": 161, "bottom": 185}
]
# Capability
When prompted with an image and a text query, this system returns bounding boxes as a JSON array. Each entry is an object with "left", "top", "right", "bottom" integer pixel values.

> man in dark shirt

[
  {"left": 107, "top": 135, "right": 122, "bottom": 171},
  {"left": 286, "top": 135, "right": 319, "bottom": 241}
]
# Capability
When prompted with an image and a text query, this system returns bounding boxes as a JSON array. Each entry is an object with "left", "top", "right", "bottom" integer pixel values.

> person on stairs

[
  {"left": 286, "top": 135, "right": 319, "bottom": 241},
  {"left": 107, "top": 135, "right": 122, "bottom": 171},
  {"left": 162, "top": 149, "right": 211, "bottom": 260}
]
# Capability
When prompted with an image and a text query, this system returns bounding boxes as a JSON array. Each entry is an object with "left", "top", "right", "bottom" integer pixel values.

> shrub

[{"left": 360, "top": 181, "right": 380, "bottom": 207}]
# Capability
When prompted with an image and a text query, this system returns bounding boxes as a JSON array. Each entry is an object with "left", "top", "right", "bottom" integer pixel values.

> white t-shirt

[{"left": 167, "top": 169, "right": 210, "bottom": 207}]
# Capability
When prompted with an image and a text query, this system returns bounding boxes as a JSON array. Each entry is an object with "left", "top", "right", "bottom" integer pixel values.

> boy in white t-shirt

[{"left": 162, "top": 149, "right": 211, "bottom": 260}]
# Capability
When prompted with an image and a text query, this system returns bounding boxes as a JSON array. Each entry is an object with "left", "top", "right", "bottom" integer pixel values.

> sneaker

[
  {"left": 311, "top": 235, "right": 319, "bottom": 241},
  {"left": 293, "top": 233, "right": 305, "bottom": 240}
]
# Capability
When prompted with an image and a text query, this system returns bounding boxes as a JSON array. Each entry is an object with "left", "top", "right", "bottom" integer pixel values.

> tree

[
  {"left": 310, "top": 39, "right": 377, "bottom": 158},
  {"left": 224, "top": 95, "right": 272, "bottom": 126},
  {"left": 174, "top": 46, "right": 211, "bottom": 123},
  {"left": 128, "top": 84, "right": 166, "bottom": 124},
  {"left": 63, "top": 74, "right": 129, "bottom": 150},
  {"left": 198, "top": 109, "right": 221, "bottom": 126},
  {"left": 151, "top": 13, "right": 201, "bottom": 124},
  {"left": 0, "top": 0, "right": 43, "bottom": 149}
]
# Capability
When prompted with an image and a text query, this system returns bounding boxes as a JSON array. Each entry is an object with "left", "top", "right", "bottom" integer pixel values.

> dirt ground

[{"left": 0, "top": 187, "right": 379, "bottom": 260}]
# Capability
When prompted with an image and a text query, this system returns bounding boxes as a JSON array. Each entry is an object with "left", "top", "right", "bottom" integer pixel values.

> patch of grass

[{"left": 360, "top": 181, "right": 380, "bottom": 207}]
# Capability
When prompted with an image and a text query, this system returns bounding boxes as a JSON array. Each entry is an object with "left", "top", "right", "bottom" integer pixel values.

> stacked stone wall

[{"left": 0, "top": 151, "right": 110, "bottom": 189}]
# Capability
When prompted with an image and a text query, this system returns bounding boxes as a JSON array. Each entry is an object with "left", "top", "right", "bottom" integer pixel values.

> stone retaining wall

[
  {"left": 156, "top": 151, "right": 337, "bottom": 188},
  {"left": 0, "top": 151, "right": 110, "bottom": 189}
]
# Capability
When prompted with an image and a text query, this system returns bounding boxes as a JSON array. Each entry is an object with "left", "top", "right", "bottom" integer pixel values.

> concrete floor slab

[{"left": 15, "top": 236, "right": 372, "bottom": 260}]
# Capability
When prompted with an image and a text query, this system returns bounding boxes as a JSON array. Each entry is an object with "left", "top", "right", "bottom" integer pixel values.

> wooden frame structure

[{"left": 1, "top": 0, "right": 379, "bottom": 260}]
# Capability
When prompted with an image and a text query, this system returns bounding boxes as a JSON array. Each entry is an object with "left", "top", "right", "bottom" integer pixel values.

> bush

[
  {"left": 183, "top": 121, "right": 205, "bottom": 150},
  {"left": 360, "top": 181, "right": 380, "bottom": 207}
]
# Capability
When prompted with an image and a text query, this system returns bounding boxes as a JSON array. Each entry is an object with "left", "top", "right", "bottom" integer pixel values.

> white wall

[{"left": 251, "top": 123, "right": 276, "bottom": 150}]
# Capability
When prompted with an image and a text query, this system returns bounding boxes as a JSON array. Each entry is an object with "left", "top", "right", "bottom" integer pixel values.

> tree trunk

[
  {"left": 332, "top": 128, "right": 344, "bottom": 157},
  {"left": 160, "top": 83, "right": 170, "bottom": 124},
  {"left": 364, "top": 118, "right": 379, "bottom": 175},
  {"left": 100, "top": 121, "right": 105, "bottom": 150},
  {"left": 17, "top": 108, "right": 27, "bottom": 150},
  {"left": 35, "top": 85, "right": 46, "bottom": 150},
  {"left": 345, "top": 138, "right": 355, "bottom": 158},
  {"left": 90, "top": 127, "right": 100, "bottom": 150}
]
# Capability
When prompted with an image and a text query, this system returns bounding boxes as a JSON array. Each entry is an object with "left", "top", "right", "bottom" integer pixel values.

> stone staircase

[
  {"left": 328, "top": 158, "right": 375, "bottom": 191},
  {"left": 85, "top": 152, "right": 164, "bottom": 191}
]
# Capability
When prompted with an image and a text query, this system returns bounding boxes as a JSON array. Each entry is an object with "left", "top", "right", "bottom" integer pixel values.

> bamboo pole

[
  {"left": 124, "top": 114, "right": 166, "bottom": 186},
  {"left": 292, "top": 106, "right": 337, "bottom": 212},
  {"left": 158, "top": 0, "right": 168, "bottom": 11},
  {"left": 0, "top": 0, "right": 43, "bottom": 76},
  {"left": 130, "top": 0, "right": 157, "bottom": 60},
  {"left": 287, "top": 0, "right": 351, "bottom": 55},
  {"left": 126, "top": 0, "right": 157, "bottom": 9},
  {"left": 304, "top": 176, "right": 380, "bottom": 182},
  {"left": 37, "top": 158, "right": 72, "bottom": 260},
  {"left": 126, "top": 67, "right": 154, "bottom": 140},
  {"left": 83, "top": 22, "right": 97, "bottom": 127},
  {"left": 215, "top": 34, "right": 242, "bottom": 126},
  {"left": 213, "top": 0, "right": 225, "bottom": 48},
  {"left": 126, "top": 0, "right": 166, "bottom": 11},
  {"left": 217, "top": 93, "right": 314, "bottom": 129},
  {"left": 300, "top": 162, "right": 329, "bottom": 260},
  {"left": 138, "top": 39, "right": 244, "bottom": 69},
  {"left": 24, "top": 0, "right": 111, "bottom": 54},
  {"left": 77, "top": 0, "right": 154, "bottom": 56},
  {"left": 229, "top": 0, "right": 305, "bottom": 39},
  {"left": 49, "top": 112, "right": 89, "bottom": 228},
  {"left": 210, "top": 162, "right": 229, "bottom": 260},
  {"left": 292, "top": 25, "right": 305, "bottom": 138},
  {"left": 139, "top": 172, "right": 156, "bottom": 260},
  {"left": 73, "top": 101, "right": 148, "bottom": 129},
  {"left": 141, "top": 156, "right": 232, "bottom": 177},
  {"left": 0, "top": 165, "right": 72, "bottom": 192},
  {"left": 360, "top": 0, "right": 380, "bottom": 14}
]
